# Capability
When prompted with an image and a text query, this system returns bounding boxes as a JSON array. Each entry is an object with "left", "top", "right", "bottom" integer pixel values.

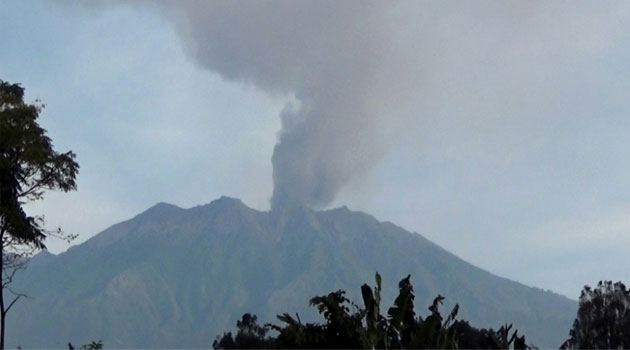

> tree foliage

[
  {"left": 561, "top": 281, "right": 630, "bottom": 349},
  {"left": 0, "top": 79, "right": 79, "bottom": 249},
  {"left": 0, "top": 79, "right": 79, "bottom": 350},
  {"left": 68, "top": 340, "right": 104, "bottom": 350},
  {"left": 213, "top": 273, "right": 530, "bottom": 349}
]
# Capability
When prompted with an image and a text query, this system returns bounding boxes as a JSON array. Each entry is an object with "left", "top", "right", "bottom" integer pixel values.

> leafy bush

[
  {"left": 213, "top": 274, "right": 529, "bottom": 349},
  {"left": 561, "top": 281, "right": 630, "bottom": 349}
]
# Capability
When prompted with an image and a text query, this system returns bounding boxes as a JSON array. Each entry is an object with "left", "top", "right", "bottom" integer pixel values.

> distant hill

[{"left": 8, "top": 197, "right": 576, "bottom": 348}]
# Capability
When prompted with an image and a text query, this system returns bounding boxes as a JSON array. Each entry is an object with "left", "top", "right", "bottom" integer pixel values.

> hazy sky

[{"left": 2, "top": 1, "right": 630, "bottom": 299}]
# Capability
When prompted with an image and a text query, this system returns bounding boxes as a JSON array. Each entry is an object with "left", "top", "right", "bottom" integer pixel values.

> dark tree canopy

[
  {"left": 0, "top": 79, "right": 79, "bottom": 350},
  {"left": 561, "top": 281, "right": 630, "bottom": 349},
  {"left": 0, "top": 80, "right": 78, "bottom": 248},
  {"left": 213, "top": 274, "right": 530, "bottom": 349}
]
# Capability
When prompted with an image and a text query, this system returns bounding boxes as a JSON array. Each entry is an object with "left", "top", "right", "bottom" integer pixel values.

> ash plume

[
  {"left": 149, "top": 1, "right": 402, "bottom": 210},
  {"left": 91, "top": 0, "right": 626, "bottom": 211}
]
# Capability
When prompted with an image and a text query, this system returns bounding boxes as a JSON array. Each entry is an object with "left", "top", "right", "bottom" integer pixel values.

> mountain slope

[{"left": 9, "top": 197, "right": 576, "bottom": 348}]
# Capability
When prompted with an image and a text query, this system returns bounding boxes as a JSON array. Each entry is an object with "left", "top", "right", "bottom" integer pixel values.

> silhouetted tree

[
  {"left": 0, "top": 79, "right": 79, "bottom": 349},
  {"left": 213, "top": 314, "right": 273, "bottom": 349},
  {"left": 0, "top": 236, "right": 33, "bottom": 346},
  {"left": 214, "top": 273, "right": 530, "bottom": 349},
  {"left": 561, "top": 281, "right": 630, "bottom": 349},
  {"left": 68, "top": 340, "right": 103, "bottom": 350},
  {"left": 361, "top": 273, "right": 388, "bottom": 349},
  {"left": 387, "top": 275, "right": 416, "bottom": 348}
]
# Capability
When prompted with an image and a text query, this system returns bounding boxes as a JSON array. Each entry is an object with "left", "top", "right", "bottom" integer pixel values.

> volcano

[{"left": 9, "top": 197, "right": 575, "bottom": 348}]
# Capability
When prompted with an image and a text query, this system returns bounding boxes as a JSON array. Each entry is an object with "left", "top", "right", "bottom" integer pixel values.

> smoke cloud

[
  {"left": 146, "top": 1, "right": 404, "bottom": 209},
  {"left": 95, "top": 0, "right": 629, "bottom": 210}
]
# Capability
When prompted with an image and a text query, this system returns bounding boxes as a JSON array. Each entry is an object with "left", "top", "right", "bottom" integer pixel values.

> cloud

[
  {"left": 143, "top": 1, "right": 401, "bottom": 209},
  {"left": 134, "top": 0, "right": 630, "bottom": 210},
  {"left": 500, "top": 206, "right": 630, "bottom": 298}
]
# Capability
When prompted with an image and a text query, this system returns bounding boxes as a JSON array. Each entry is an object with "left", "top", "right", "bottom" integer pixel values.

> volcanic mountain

[{"left": 9, "top": 197, "right": 576, "bottom": 348}]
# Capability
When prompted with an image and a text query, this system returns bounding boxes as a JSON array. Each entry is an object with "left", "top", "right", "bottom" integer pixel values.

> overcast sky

[{"left": 2, "top": 1, "right": 630, "bottom": 299}]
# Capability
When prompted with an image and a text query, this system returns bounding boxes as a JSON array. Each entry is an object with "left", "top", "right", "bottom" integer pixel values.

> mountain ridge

[{"left": 10, "top": 197, "right": 576, "bottom": 348}]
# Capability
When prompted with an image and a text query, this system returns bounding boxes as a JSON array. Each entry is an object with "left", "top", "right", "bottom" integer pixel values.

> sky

[{"left": 2, "top": 1, "right": 630, "bottom": 299}]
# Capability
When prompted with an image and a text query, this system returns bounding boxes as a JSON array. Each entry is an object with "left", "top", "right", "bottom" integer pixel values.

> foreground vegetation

[
  {"left": 216, "top": 275, "right": 630, "bottom": 349},
  {"left": 214, "top": 274, "right": 530, "bottom": 349},
  {"left": 561, "top": 281, "right": 630, "bottom": 349},
  {"left": 1, "top": 79, "right": 78, "bottom": 349}
]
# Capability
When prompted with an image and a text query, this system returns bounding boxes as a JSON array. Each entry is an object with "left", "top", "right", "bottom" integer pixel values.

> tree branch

[{"left": 5, "top": 294, "right": 24, "bottom": 314}]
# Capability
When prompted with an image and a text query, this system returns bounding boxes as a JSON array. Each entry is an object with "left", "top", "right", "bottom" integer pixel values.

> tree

[
  {"left": 561, "top": 281, "right": 630, "bottom": 349},
  {"left": 0, "top": 79, "right": 79, "bottom": 349},
  {"left": 68, "top": 340, "right": 103, "bottom": 350},
  {"left": 214, "top": 273, "right": 531, "bottom": 349},
  {"left": 213, "top": 314, "right": 273, "bottom": 349},
  {"left": 0, "top": 235, "right": 34, "bottom": 346}
]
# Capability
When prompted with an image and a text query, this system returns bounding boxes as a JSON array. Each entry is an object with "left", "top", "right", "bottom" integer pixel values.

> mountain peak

[
  {"left": 198, "top": 196, "right": 253, "bottom": 216},
  {"left": 135, "top": 202, "right": 184, "bottom": 221},
  {"left": 208, "top": 196, "right": 246, "bottom": 208}
]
